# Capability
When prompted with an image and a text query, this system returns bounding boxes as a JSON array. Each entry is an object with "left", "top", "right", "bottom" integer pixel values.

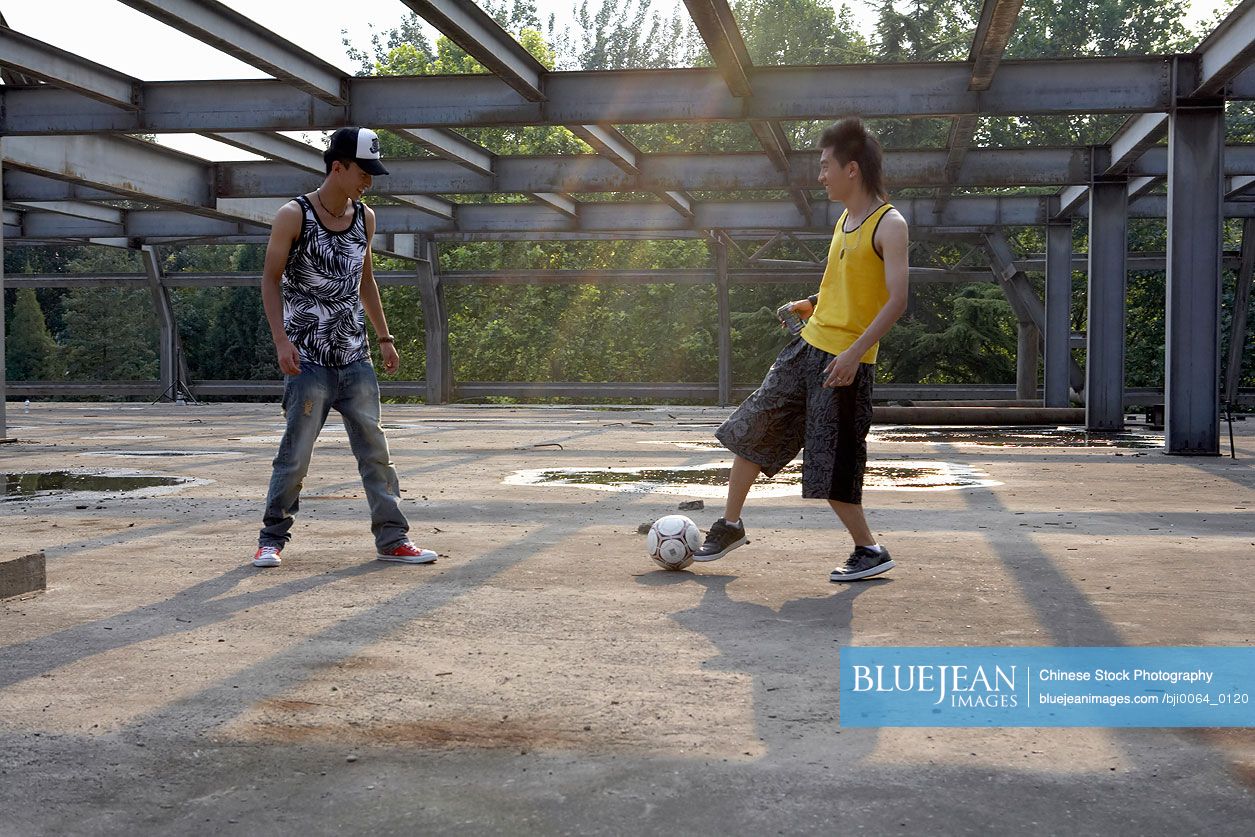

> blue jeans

[{"left": 259, "top": 360, "right": 409, "bottom": 551}]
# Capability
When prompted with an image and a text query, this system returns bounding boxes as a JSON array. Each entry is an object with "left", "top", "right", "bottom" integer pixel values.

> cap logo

[{"left": 370, "top": 136, "right": 380, "bottom": 155}]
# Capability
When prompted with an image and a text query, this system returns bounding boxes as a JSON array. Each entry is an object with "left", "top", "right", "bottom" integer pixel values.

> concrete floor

[{"left": 1, "top": 402, "right": 1252, "bottom": 836}]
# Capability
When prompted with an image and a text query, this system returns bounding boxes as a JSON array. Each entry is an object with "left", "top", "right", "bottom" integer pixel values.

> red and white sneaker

[
  {"left": 376, "top": 541, "right": 437, "bottom": 564},
  {"left": 252, "top": 546, "right": 282, "bottom": 568}
]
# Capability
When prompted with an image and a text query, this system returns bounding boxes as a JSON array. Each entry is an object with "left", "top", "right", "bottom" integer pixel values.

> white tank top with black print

[{"left": 281, "top": 195, "right": 370, "bottom": 367}]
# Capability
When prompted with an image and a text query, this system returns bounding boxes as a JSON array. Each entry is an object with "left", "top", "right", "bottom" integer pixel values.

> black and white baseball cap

[{"left": 325, "top": 127, "right": 389, "bottom": 175}]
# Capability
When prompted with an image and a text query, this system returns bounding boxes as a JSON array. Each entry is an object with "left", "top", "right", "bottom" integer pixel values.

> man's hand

[
  {"left": 275, "top": 338, "right": 301, "bottom": 376},
  {"left": 823, "top": 348, "right": 861, "bottom": 388},
  {"left": 380, "top": 341, "right": 401, "bottom": 375},
  {"left": 790, "top": 298, "right": 815, "bottom": 320}
]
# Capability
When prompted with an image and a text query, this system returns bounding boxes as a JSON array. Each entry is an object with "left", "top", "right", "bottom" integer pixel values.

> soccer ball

[{"left": 646, "top": 514, "right": 702, "bottom": 570}]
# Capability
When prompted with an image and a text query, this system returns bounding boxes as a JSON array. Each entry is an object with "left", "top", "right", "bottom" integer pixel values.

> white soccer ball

[{"left": 646, "top": 514, "right": 702, "bottom": 571}]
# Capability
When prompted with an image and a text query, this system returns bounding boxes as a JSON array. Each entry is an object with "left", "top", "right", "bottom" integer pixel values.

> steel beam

[
  {"left": 1165, "top": 105, "right": 1225, "bottom": 454},
  {"left": 681, "top": 1, "right": 809, "bottom": 216},
  {"left": 531, "top": 192, "right": 579, "bottom": 218},
  {"left": 1, "top": 150, "right": 6, "bottom": 440},
  {"left": 208, "top": 132, "right": 325, "bottom": 172},
  {"left": 713, "top": 237, "right": 732, "bottom": 406},
  {"left": 1226, "top": 174, "right": 1255, "bottom": 199},
  {"left": 1086, "top": 180, "right": 1129, "bottom": 431},
  {"left": 392, "top": 128, "right": 495, "bottom": 176},
  {"left": 1194, "top": 0, "right": 1255, "bottom": 96},
  {"left": 1, "top": 134, "right": 213, "bottom": 211},
  {"left": 140, "top": 245, "right": 186, "bottom": 401},
  {"left": 969, "top": 0, "right": 1025, "bottom": 90},
  {"left": 2, "top": 170, "right": 119, "bottom": 202},
  {"left": 1044, "top": 221, "right": 1074, "bottom": 406},
  {"left": 1016, "top": 323, "right": 1040, "bottom": 400},
  {"left": 1109, "top": 113, "right": 1169, "bottom": 173},
  {"left": 9, "top": 201, "right": 123, "bottom": 225},
  {"left": 400, "top": 0, "right": 546, "bottom": 101},
  {"left": 1227, "top": 218, "right": 1255, "bottom": 405},
  {"left": 0, "top": 27, "right": 139, "bottom": 109},
  {"left": 114, "top": 0, "right": 348, "bottom": 104},
  {"left": 414, "top": 238, "right": 452, "bottom": 405},
  {"left": 566, "top": 125, "right": 640, "bottom": 174},
  {"left": 21, "top": 195, "right": 1255, "bottom": 242},
  {"left": 214, "top": 148, "right": 1098, "bottom": 198},
  {"left": 0, "top": 266, "right": 997, "bottom": 289},
  {"left": 0, "top": 58, "right": 1181, "bottom": 136},
  {"left": 942, "top": 0, "right": 1024, "bottom": 187},
  {"left": 395, "top": 194, "right": 457, "bottom": 221},
  {"left": 1126, "top": 176, "right": 1159, "bottom": 200},
  {"left": 986, "top": 232, "right": 1045, "bottom": 400},
  {"left": 683, "top": 0, "right": 753, "bottom": 95}
]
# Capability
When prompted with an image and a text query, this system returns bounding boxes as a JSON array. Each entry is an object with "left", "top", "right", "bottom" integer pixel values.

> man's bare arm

[{"left": 261, "top": 201, "right": 303, "bottom": 375}]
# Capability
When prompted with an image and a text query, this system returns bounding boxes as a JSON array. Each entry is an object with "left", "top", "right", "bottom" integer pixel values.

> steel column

[
  {"left": 416, "top": 238, "right": 451, "bottom": 405},
  {"left": 1016, "top": 323, "right": 1040, "bottom": 400},
  {"left": 1045, "top": 220, "right": 1074, "bottom": 406},
  {"left": 1166, "top": 104, "right": 1225, "bottom": 454},
  {"left": 714, "top": 238, "right": 732, "bottom": 406},
  {"left": 1, "top": 149, "right": 7, "bottom": 440},
  {"left": 1226, "top": 217, "right": 1255, "bottom": 405},
  {"left": 1086, "top": 180, "right": 1129, "bottom": 430},
  {"left": 140, "top": 245, "right": 185, "bottom": 401}
]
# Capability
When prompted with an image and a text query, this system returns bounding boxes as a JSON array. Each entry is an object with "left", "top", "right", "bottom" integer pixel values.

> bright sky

[{"left": 0, "top": 0, "right": 1238, "bottom": 161}]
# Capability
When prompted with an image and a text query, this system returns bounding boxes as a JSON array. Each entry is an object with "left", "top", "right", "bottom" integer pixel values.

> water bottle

[{"left": 776, "top": 302, "right": 805, "bottom": 336}]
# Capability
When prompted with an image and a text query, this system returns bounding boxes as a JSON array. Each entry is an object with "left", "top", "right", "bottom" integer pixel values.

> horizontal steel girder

[
  {"left": 13, "top": 195, "right": 1255, "bottom": 243},
  {"left": 0, "top": 57, "right": 1181, "bottom": 135},
  {"left": 113, "top": 0, "right": 347, "bottom": 105},
  {"left": 211, "top": 148, "right": 1099, "bottom": 197}
]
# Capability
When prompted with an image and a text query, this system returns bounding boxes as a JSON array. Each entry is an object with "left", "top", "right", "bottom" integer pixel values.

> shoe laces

[
  {"left": 846, "top": 547, "right": 873, "bottom": 567},
  {"left": 258, "top": 546, "right": 279, "bottom": 555}
]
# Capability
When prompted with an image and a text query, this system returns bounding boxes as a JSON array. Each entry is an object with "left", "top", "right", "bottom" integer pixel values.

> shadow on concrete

[
  {"left": 636, "top": 571, "right": 884, "bottom": 766},
  {"left": 0, "top": 563, "right": 386, "bottom": 690}
]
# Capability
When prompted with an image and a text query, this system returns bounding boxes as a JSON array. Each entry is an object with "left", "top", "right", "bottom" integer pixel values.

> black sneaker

[
  {"left": 829, "top": 546, "right": 894, "bottom": 582},
  {"left": 692, "top": 518, "right": 748, "bottom": 562}
]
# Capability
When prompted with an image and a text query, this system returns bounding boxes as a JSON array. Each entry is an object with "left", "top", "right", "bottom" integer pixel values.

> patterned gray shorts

[{"left": 715, "top": 338, "right": 875, "bottom": 503}]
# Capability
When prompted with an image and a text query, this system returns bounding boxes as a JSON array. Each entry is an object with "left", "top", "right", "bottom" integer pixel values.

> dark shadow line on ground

[{"left": 0, "top": 563, "right": 387, "bottom": 689}]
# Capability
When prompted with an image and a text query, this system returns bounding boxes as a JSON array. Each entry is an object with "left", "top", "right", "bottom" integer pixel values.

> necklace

[
  {"left": 839, "top": 202, "right": 884, "bottom": 260},
  {"left": 315, "top": 188, "right": 348, "bottom": 219}
]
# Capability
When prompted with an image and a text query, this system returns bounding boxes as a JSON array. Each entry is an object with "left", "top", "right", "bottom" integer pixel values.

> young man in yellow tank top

[{"left": 694, "top": 118, "right": 910, "bottom": 581}]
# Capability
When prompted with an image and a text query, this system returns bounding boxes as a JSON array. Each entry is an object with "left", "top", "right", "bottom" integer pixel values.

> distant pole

[
  {"left": 1086, "top": 180, "right": 1128, "bottom": 431},
  {"left": 1044, "top": 220, "right": 1073, "bottom": 407},
  {"left": 1, "top": 146, "right": 7, "bottom": 440},
  {"left": 714, "top": 235, "right": 732, "bottom": 407},
  {"left": 1165, "top": 103, "right": 1224, "bottom": 454},
  {"left": 1225, "top": 218, "right": 1255, "bottom": 407},
  {"left": 417, "top": 237, "right": 451, "bottom": 405}
]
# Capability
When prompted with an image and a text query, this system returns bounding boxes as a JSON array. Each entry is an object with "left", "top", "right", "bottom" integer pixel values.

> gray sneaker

[
  {"left": 829, "top": 546, "right": 894, "bottom": 582},
  {"left": 692, "top": 518, "right": 748, "bottom": 562}
]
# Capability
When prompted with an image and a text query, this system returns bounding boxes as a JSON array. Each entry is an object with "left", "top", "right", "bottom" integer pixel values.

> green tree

[
  {"left": 6, "top": 289, "right": 61, "bottom": 380},
  {"left": 61, "top": 288, "right": 159, "bottom": 381}
]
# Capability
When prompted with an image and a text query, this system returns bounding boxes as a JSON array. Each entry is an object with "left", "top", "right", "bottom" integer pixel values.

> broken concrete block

[{"left": 1, "top": 551, "right": 46, "bottom": 599}]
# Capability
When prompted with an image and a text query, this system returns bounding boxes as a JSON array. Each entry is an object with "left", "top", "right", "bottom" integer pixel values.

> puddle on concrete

[
  {"left": 651, "top": 428, "right": 1163, "bottom": 451},
  {"left": 505, "top": 460, "right": 999, "bottom": 498},
  {"left": 645, "top": 440, "right": 725, "bottom": 451},
  {"left": 84, "top": 450, "right": 240, "bottom": 457},
  {"left": 868, "top": 426, "right": 1164, "bottom": 448},
  {"left": 3, "top": 470, "right": 199, "bottom": 502}
]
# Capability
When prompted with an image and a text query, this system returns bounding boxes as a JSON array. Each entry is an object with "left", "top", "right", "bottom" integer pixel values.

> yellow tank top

[{"left": 800, "top": 202, "right": 894, "bottom": 363}]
